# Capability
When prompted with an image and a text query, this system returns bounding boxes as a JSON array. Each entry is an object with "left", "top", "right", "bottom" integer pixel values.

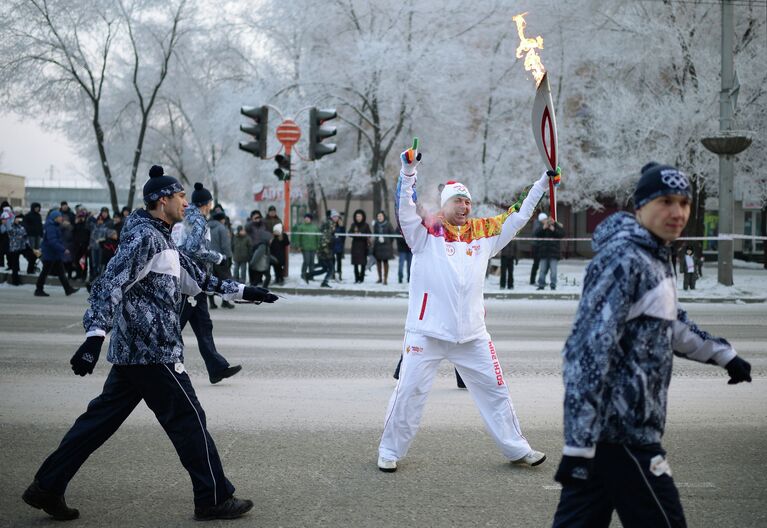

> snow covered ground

[
  {"left": 7, "top": 253, "right": 764, "bottom": 301},
  {"left": 278, "top": 255, "right": 767, "bottom": 301}
]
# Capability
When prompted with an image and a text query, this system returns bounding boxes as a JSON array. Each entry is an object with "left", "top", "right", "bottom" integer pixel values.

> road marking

[{"left": 543, "top": 482, "right": 716, "bottom": 490}]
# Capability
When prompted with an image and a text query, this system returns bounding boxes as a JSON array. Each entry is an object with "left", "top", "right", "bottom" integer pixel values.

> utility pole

[{"left": 701, "top": 0, "right": 751, "bottom": 286}]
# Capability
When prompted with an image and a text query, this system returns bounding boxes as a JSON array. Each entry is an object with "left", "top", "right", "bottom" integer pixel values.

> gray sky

[{"left": 0, "top": 112, "right": 90, "bottom": 186}]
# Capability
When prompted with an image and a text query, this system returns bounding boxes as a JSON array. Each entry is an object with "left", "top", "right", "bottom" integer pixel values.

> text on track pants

[
  {"left": 34, "top": 364, "right": 235, "bottom": 509},
  {"left": 379, "top": 332, "right": 532, "bottom": 462}
]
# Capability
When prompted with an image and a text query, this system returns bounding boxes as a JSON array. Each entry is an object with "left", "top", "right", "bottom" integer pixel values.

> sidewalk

[
  {"left": 4, "top": 256, "right": 764, "bottom": 303},
  {"left": 268, "top": 256, "right": 766, "bottom": 303}
]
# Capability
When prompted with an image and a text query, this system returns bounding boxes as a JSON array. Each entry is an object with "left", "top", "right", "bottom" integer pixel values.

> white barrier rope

[{"left": 283, "top": 232, "right": 767, "bottom": 242}]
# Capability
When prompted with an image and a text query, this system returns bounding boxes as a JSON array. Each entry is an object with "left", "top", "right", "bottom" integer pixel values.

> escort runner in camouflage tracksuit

[
  {"left": 552, "top": 163, "right": 752, "bottom": 528},
  {"left": 175, "top": 182, "right": 242, "bottom": 383},
  {"left": 23, "top": 166, "right": 276, "bottom": 522}
]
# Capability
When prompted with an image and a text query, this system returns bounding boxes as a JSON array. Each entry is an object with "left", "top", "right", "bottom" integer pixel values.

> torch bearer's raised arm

[{"left": 532, "top": 72, "right": 559, "bottom": 222}]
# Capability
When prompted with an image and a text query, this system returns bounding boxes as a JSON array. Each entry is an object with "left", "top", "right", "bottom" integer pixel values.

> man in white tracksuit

[{"left": 377, "top": 143, "right": 556, "bottom": 472}]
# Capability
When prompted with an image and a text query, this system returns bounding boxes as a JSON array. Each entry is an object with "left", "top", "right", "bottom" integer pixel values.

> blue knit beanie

[
  {"left": 143, "top": 165, "right": 183, "bottom": 203},
  {"left": 634, "top": 162, "right": 691, "bottom": 209}
]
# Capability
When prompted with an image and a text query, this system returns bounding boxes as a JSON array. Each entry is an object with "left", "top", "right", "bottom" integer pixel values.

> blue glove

[
  {"left": 70, "top": 336, "right": 104, "bottom": 376},
  {"left": 554, "top": 455, "right": 594, "bottom": 487},
  {"left": 243, "top": 286, "right": 278, "bottom": 304}
]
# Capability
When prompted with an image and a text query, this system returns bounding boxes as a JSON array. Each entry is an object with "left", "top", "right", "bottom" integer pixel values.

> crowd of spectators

[{"left": 1, "top": 199, "right": 413, "bottom": 294}]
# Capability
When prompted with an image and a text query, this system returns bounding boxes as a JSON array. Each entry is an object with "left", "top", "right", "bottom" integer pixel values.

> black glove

[
  {"left": 70, "top": 336, "right": 105, "bottom": 376},
  {"left": 725, "top": 356, "right": 752, "bottom": 384},
  {"left": 554, "top": 455, "right": 594, "bottom": 487},
  {"left": 242, "top": 286, "right": 278, "bottom": 304}
]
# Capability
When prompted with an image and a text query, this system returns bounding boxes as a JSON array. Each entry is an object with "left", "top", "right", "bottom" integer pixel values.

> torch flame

[{"left": 512, "top": 12, "right": 546, "bottom": 86}]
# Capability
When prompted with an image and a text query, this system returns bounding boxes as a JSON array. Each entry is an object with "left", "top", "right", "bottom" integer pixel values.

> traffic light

[
  {"left": 239, "top": 105, "right": 269, "bottom": 159},
  {"left": 274, "top": 154, "right": 291, "bottom": 181},
  {"left": 309, "top": 107, "right": 337, "bottom": 160}
]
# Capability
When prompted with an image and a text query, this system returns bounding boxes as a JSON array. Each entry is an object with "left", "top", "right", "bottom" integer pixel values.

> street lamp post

[{"left": 701, "top": 0, "right": 751, "bottom": 286}]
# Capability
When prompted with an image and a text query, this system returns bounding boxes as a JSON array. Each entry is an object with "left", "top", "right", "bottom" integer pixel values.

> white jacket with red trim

[{"left": 396, "top": 170, "right": 549, "bottom": 343}]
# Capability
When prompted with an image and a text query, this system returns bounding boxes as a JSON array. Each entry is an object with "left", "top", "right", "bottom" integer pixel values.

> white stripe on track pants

[{"left": 378, "top": 331, "right": 532, "bottom": 462}]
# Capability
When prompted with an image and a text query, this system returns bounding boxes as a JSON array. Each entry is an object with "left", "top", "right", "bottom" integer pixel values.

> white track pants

[{"left": 378, "top": 331, "right": 532, "bottom": 462}]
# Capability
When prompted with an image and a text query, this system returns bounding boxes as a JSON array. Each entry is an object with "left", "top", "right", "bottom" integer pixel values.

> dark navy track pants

[
  {"left": 552, "top": 443, "right": 686, "bottom": 528},
  {"left": 34, "top": 364, "right": 235, "bottom": 508},
  {"left": 180, "top": 292, "right": 230, "bottom": 377}
]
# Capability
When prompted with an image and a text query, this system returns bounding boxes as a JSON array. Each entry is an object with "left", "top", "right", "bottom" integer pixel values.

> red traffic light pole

[
  {"left": 275, "top": 119, "right": 301, "bottom": 276},
  {"left": 275, "top": 119, "right": 301, "bottom": 238}
]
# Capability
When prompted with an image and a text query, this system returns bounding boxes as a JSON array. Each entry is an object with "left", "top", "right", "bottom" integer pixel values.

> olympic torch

[
  {"left": 532, "top": 72, "right": 559, "bottom": 222},
  {"left": 513, "top": 12, "right": 560, "bottom": 222}
]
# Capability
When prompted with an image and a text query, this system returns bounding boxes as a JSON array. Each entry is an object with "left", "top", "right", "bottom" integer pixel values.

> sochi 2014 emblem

[
  {"left": 446, "top": 245, "right": 455, "bottom": 256},
  {"left": 406, "top": 345, "right": 423, "bottom": 354}
]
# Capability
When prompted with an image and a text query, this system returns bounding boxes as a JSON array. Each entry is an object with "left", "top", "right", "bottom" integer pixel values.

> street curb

[
  {"left": 4, "top": 272, "right": 763, "bottom": 304},
  {"left": 267, "top": 285, "right": 766, "bottom": 304}
]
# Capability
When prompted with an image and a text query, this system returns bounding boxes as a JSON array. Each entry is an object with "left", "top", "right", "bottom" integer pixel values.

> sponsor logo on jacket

[{"left": 406, "top": 345, "right": 423, "bottom": 354}]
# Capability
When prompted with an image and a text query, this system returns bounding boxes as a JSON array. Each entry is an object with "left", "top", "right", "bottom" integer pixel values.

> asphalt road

[{"left": 1, "top": 285, "right": 765, "bottom": 528}]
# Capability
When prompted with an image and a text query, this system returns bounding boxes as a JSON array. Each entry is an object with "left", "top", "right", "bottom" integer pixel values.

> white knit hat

[
  {"left": 440, "top": 181, "right": 472, "bottom": 207},
  {"left": 273, "top": 223, "right": 283, "bottom": 235},
  {"left": 538, "top": 212, "right": 548, "bottom": 222}
]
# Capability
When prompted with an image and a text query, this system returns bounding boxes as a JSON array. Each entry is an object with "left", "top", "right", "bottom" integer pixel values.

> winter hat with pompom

[
  {"left": 143, "top": 165, "right": 183, "bottom": 203},
  {"left": 191, "top": 182, "right": 213, "bottom": 206}
]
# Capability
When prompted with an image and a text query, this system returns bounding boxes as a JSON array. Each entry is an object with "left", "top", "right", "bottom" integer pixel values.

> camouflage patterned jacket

[
  {"left": 317, "top": 219, "right": 335, "bottom": 260},
  {"left": 562, "top": 212, "right": 736, "bottom": 458},
  {"left": 174, "top": 204, "right": 223, "bottom": 269},
  {"left": 84, "top": 209, "right": 243, "bottom": 365}
]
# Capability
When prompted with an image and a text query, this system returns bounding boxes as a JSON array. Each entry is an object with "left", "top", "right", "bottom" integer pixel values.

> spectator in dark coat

[
  {"left": 209, "top": 212, "right": 235, "bottom": 309},
  {"left": 500, "top": 239, "right": 518, "bottom": 289},
  {"left": 530, "top": 212, "right": 546, "bottom": 284},
  {"left": 35, "top": 211, "right": 79, "bottom": 297},
  {"left": 89, "top": 208, "right": 113, "bottom": 281},
  {"left": 59, "top": 215, "right": 75, "bottom": 278},
  {"left": 23, "top": 202, "right": 44, "bottom": 253},
  {"left": 396, "top": 224, "right": 411, "bottom": 284},
  {"left": 99, "top": 229, "right": 119, "bottom": 269},
  {"left": 59, "top": 201, "right": 76, "bottom": 225},
  {"left": 535, "top": 216, "right": 565, "bottom": 290},
  {"left": 232, "top": 225, "right": 252, "bottom": 284},
  {"left": 0, "top": 201, "right": 10, "bottom": 268},
  {"left": 72, "top": 211, "right": 91, "bottom": 281},
  {"left": 348, "top": 209, "right": 371, "bottom": 284},
  {"left": 264, "top": 205, "right": 282, "bottom": 235},
  {"left": 372, "top": 211, "right": 394, "bottom": 285},
  {"left": 112, "top": 213, "right": 124, "bottom": 239},
  {"left": 332, "top": 215, "right": 346, "bottom": 281},
  {"left": 245, "top": 210, "right": 272, "bottom": 286},
  {"left": 269, "top": 223, "right": 290, "bottom": 285}
]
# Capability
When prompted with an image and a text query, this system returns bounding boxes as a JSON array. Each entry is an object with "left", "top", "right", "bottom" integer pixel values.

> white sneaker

[
  {"left": 512, "top": 450, "right": 546, "bottom": 467},
  {"left": 377, "top": 456, "right": 397, "bottom": 472}
]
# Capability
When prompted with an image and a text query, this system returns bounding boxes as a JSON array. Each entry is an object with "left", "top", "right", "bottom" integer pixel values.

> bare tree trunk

[
  {"left": 93, "top": 112, "right": 119, "bottom": 214},
  {"left": 307, "top": 182, "right": 319, "bottom": 220},
  {"left": 343, "top": 191, "right": 352, "bottom": 229}
]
